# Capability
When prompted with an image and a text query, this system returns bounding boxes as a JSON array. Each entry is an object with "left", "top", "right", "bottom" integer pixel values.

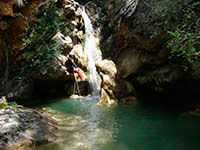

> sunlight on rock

[{"left": 70, "top": 94, "right": 84, "bottom": 99}]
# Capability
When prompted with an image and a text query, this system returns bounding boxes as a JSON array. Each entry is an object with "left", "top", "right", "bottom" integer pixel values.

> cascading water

[{"left": 81, "top": 6, "right": 102, "bottom": 96}]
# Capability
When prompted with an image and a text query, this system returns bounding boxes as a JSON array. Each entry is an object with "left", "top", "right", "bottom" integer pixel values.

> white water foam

[{"left": 81, "top": 6, "right": 102, "bottom": 96}]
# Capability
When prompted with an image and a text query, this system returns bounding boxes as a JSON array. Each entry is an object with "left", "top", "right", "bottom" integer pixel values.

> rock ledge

[{"left": 0, "top": 106, "right": 57, "bottom": 150}]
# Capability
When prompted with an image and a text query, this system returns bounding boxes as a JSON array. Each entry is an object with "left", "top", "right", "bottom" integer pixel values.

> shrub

[
  {"left": 0, "top": 102, "right": 18, "bottom": 110},
  {"left": 19, "top": 2, "right": 68, "bottom": 77},
  {"left": 167, "top": 2, "right": 200, "bottom": 71},
  {"left": 93, "top": 0, "right": 105, "bottom": 8}
]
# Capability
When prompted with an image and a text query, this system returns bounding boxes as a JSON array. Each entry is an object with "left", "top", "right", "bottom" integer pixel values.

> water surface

[{"left": 34, "top": 97, "right": 200, "bottom": 150}]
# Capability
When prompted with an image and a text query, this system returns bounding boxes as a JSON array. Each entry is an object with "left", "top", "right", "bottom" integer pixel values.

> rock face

[
  {"left": 0, "top": 106, "right": 57, "bottom": 149},
  {"left": 103, "top": 0, "right": 200, "bottom": 103},
  {"left": 0, "top": 0, "right": 91, "bottom": 102},
  {"left": 0, "top": 0, "right": 16, "bottom": 16},
  {"left": 97, "top": 59, "right": 117, "bottom": 105},
  {"left": 4, "top": 0, "right": 198, "bottom": 105},
  {"left": 97, "top": 59, "right": 134, "bottom": 105}
]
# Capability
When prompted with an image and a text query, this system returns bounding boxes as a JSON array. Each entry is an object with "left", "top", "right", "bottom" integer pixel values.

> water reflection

[
  {"left": 31, "top": 98, "right": 200, "bottom": 150},
  {"left": 34, "top": 97, "right": 119, "bottom": 150}
]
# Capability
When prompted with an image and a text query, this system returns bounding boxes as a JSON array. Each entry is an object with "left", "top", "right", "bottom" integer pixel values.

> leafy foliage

[
  {"left": 150, "top": 0, "right": 200, "bottom": 71},
  {"left": 19, "top": 2, "right": 67, "bottom": 77},
  {"left": 166, "top": 2, "right": 200, "bottom": 71},
  {"left": 93, "top": 0, "right": 105, "bottom": 8},
  {"left": 0, "top": 102, "right": 18, "bottom": 110}
]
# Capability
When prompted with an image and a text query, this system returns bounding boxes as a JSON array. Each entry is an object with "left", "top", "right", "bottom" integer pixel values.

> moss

[{"left": 0, "top": 102, "right": 18, "bottom": 110}]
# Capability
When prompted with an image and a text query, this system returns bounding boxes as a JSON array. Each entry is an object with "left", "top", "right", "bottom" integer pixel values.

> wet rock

[
  {"left": 69, "top": 94, "right": 84, "bottom": 99},
  {"left": 98, "top": 88, "right": 116, "bottom": 105},
  {"left": 97, "top": 59, "right": 135, "bottom": 104},
  {"left": 0, "top": 106, "right": 57, "bottom": 149},
  {"left": 97, "top": 59, "right": 118, "bottom": 104}
]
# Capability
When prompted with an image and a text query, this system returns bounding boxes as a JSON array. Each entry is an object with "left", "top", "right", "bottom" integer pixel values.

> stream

[{"left": 32, "top": 97, "right": 200, "bottom": 150}]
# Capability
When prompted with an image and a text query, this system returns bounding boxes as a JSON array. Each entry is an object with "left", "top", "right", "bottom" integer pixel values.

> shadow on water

[{"left": 31, "top": 97, "right": 200, "bottom": 150}]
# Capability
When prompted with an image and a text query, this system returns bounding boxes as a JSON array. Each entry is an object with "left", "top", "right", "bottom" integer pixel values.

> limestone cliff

[{"left": 102, "top": 0, "right": 200, "bottom": 104}]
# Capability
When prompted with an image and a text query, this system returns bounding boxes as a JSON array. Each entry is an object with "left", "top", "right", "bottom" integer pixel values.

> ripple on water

[
  {"left": 32, "top": 107, "right": 116, "bottom": 150},
  {"left": 28, "top": 98, "right": 200, "bottom": 150}
]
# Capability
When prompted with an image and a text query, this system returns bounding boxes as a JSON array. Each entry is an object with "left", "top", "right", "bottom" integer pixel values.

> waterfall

[
  {"left": 16, "top": 0, "right": 24, "bottom": 7},
  {"left": 81, "top": 6, "right": 102, "bottom": 96}
]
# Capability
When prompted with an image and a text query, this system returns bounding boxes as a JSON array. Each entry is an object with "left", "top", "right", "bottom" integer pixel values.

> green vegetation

[
  {"left": 165, "top": 1, "right": 200, "bottom": 71},
  {"left": 0, "top": 102, "right": 18, "bottom": 110},
  {"left": 19, "top": 2, "right": 68, "bottom": 77},
  {"left": 152, "top": 0, "right": 200, "bottom": 71},
  {"left": 93, "top": 0, "right": 105, "bottom": 8}
]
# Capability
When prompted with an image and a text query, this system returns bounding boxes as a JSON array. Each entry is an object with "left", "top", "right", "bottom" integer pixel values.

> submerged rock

[{"left": 0, "top": 106, "right": 57, "bottom": 150}]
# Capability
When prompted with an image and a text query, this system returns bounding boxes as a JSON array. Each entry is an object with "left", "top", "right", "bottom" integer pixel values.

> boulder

[
  {"left": 97, "top": 59, "right": 134, "bottom": 104},
  {"left": 0, "top": 106, "right": 57, "bottom": 149},
  {"left": 96, "top": 59, "right": 117, "bottom": 79},
  {"left": 98, "top": 89, "right": 116, "bottom": 105},
  {"left": 97, "top": 60, "right": 117, "bottom": 104}
]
